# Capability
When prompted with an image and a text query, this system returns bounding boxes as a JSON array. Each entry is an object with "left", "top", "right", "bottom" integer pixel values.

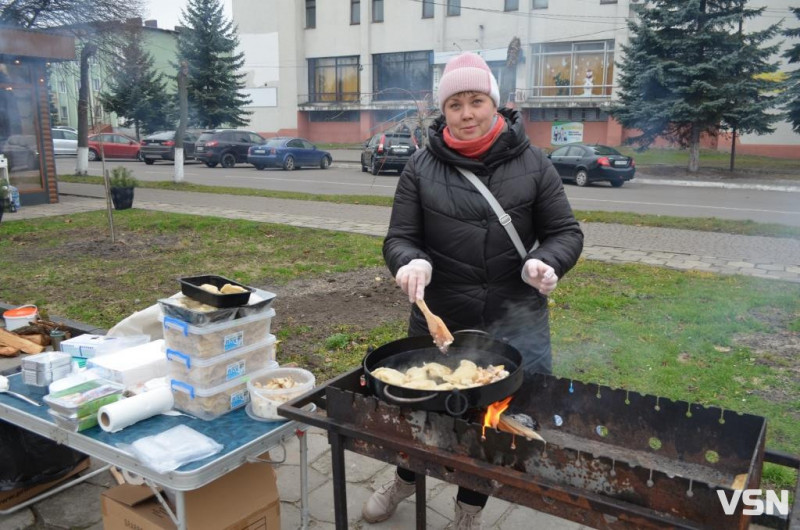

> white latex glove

[
  {"left": 395, "top": 259, "right": 433, "bottom": 303},
  {"left": 522, "top": 259, "right": 558, "bottom": 296}
]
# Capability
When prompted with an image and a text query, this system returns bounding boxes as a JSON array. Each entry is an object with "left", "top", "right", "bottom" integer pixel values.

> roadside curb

[{"left": 634, "top": 178, "right": 800, "bottom": 193}]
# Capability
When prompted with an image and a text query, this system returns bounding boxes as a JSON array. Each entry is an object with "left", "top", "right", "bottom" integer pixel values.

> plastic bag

[
  {"left": 107, "top": 303, "right": 163, "bottom": 340},
  {"left": 121, "top": 425, "right": 223, "bottom": 473},
  {"left": 0, "top": 421, "right": 87, "bottom": 490}
]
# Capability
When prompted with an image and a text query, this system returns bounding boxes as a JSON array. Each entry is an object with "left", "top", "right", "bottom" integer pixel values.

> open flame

[{"left": 482, "top": 396, "right": 512, "bottom": 440}]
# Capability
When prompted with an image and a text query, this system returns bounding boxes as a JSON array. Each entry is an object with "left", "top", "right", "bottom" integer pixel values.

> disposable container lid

[
  {"left": 171, "top": 365, "right": 276, "bottom": 399},
  {"left": 166, "top": 334, "right": 277, "bottom": 369},
  {"left": 21, "top": 351, "right": 72, "bottom": 372},
  {"left": 161, "top": 307, "right": 275, "bottom": 337},
  {"left": 3, "top": 305, "right": 37, "bottom": 318}
]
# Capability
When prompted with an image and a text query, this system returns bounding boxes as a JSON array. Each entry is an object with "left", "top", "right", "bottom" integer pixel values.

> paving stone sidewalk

[{"left": 0, "top": 186, "right": 796, "bottom": 529}]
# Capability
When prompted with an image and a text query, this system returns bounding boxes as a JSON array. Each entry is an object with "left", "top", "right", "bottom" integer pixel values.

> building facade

[
  {"left": 232, "top": 0, "right": 798, "bottom": 157},
  {"left": 47, "top": 21, "right": 179, "bottom": 135}
]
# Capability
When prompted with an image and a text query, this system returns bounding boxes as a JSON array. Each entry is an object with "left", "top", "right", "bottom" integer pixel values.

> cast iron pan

[{"left": 363, "top": 330, "right": 523, "bottom": 416}]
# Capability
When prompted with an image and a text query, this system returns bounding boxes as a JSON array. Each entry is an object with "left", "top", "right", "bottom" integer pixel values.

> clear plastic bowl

[{"left": 247, "top": 368, "right": 315, "bottom": 421}]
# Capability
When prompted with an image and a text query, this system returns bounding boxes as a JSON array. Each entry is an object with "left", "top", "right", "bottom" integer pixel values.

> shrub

[{"left": 109, "top": 166, "right": 139, "bottom": 188}]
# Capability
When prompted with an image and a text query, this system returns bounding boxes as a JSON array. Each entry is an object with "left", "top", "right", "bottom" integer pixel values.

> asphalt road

[{"left": 55, "top": 157, "right": 800, "bottom": 227}]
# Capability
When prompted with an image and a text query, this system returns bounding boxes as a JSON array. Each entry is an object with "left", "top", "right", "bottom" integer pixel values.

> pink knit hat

[{"left": 437, "top": 52, "right": 500, "bottom": 112}]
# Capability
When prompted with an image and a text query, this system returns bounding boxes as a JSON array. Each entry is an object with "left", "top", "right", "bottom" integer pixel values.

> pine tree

[
  {"left": 784, "top": 7, "right": 800, "bottom": 133},
  {"left": 612, "top": 1, "right": 782, "bottom": 172},
  {"left": 99, "top": 23, "right": 174, "bottom": 139},
  {"left": 177, "top": 0, "right": 251, "bottom": 129}
]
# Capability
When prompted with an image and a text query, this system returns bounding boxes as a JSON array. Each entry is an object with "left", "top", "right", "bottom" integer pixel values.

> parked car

[
  {"left": 51, "top": 128, "right": 78, "bottom": 155},
  {"left": 0, "top": 135, "right": 39, "bottom": 171},
  {"left": 87, "top": 133, "right": 141, "bottom": 161},
  {"left": 247, "top": 137, "right": 332, "bottom": 171},
  {"left": 548, "top": 144, "right": 635, "bottom": 187},
  {"left": 361, "top": 131, "right": 417, "bottom": 175},
  {"left": 52, "top": 125, "right": 78, "bottom": 134},
  {"left": 140, "top": 130, "right": 200, "bottom": 164},
  {"left": 194, "top": 129, "right": 266, "bottom": 168}
]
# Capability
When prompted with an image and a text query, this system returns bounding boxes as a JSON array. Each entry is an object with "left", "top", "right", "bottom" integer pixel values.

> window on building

[
  {"left": 505, "top": 0, "right": 519, "bottom": 11},
  {"left": 60, "top": 105, "right": 68, "bottom": 120},
  {"left": 75, "top": 81, "right": 80, "bottom": 93},
  {"left": 351, "top": 0, "right": 360, "bottom": 24},
  {"left": 532, "top": 0, "right": 548, "bottom": 8},
  {"left": 422, "top": 0, "right": 434, "bottom": 18},
  {"left": 58, "top": 81, "right": 66, "bottom": 93},
  {"left": 530, "top": 40, "right": 615, "bottom": 97},
  {"left": 372, "top": 0, "right": 384, "bottom": 22},
  {"left": 447, "top": 0, "right": 460, "bottom": 16},
  {"left": 92, "top": 78, "right": 100, "bottom": 91},
  {"left": 308, "top": 110, "right": 360, "bottom": 122},
  {"left": 309, "top": 56, "right": 360, "bottom": 103},
  {"left": 306, "top": 0, "right": 316, "bottom": 28},
  {"left": 600, "top": 0, "right": 618, "bottom": 3},
  {"left": 373, "top": 51, "right": 433, "bottom": 101}
]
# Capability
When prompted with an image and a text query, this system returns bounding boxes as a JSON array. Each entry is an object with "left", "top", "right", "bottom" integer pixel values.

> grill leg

[
  {"left": 416, "top": 475, "right": 426, "bottom": 530},
  {"left": 330, "top": 432, "right": 348, "bottom": 529}
]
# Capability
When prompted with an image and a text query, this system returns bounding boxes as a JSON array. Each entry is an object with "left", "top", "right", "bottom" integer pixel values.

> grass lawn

[{"left": 1, "top": 210, "right": 798, "bottom": 488}]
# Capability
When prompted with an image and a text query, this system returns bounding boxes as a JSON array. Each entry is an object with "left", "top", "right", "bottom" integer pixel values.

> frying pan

[{"left": 362, "top": 330, "right": 523, "bottom": 416}]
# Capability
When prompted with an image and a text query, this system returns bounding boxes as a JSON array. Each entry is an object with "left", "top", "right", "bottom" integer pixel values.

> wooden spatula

[{"left": 415, "top": 299, "right": 454, "bottom": 353}]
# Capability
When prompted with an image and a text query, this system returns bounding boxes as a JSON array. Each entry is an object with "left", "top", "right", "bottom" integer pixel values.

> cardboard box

[
  {"left": 0, "top": 457, "right": 91, "bottom": 511},
  {"left": 101, "top": 458, "right": 280, "bottom": 530}
]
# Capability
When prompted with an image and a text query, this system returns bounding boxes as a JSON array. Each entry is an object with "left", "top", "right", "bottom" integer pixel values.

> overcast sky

[{"left": 143, "top": 0, "right": 233, "bottom": 31}]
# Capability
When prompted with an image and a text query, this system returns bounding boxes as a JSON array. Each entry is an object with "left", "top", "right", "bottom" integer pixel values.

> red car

[{"left": 87, "top": 133, "right": 141, "bottom": 161}]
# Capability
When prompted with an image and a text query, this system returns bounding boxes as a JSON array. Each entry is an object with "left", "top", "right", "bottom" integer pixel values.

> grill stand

[{"left": 280, "top": 368, "right": 800, "bottom": 530}]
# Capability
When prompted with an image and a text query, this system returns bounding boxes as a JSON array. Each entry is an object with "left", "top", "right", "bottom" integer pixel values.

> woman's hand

[
  {"left": 522, "top": 259, "right": 558, "bottom": 296},
  {"left": 395, "top": 259, "right": 432, "bottom": 302}
]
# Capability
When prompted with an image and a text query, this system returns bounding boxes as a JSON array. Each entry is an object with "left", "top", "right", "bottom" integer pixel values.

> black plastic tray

[{"left": 179, "top": 275, "right": 253, "bottom": 308}]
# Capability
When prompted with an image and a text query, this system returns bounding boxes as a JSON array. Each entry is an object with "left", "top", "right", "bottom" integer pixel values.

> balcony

[
  {"left": 298, "top": 90, "right": 435, "bottom": 112},
  {"left": 511, "top": 85, "right": 616, "bottom": 109}
]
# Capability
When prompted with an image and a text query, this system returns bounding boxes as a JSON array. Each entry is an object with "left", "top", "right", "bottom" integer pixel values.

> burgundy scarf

[{"left": 443, "top": 114, "right": 506, "bottom": 159}]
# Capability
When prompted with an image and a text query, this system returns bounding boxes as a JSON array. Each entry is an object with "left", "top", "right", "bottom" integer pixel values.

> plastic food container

[
  {"left": 59, "top": 334, "right": 151, "bottom": 359},
  {"left": 47, "top": 409, "right": 99, "bottom": 432},
  {"left": 166, "top": 335, "right": 278, "bottom": 387},
  {"left": 179, "top": 275, "right": 252, "bottom": 308},
  {"left": 247, "top": 368, "right": 315, "bottom": 421},
  {"left": 158, "top": 294, "right": 239, "bottom": 326},
  {"left": 2, "top": 305, "right": 38, "bottom": 331},
  {"left": 44, "top": 379, "right": 124, "bottom": 418},
  {"left": 237, "top": 288, "right": 277, "bottom": 318},
  {"left": 160, "top": 308, "right": 275, "bottom": 359},
  {"left": 22, "top": 351, "right": 72, "bottom": 386},
  {"left": 170, "top": 367, "right": 274, "bottom": 421}
]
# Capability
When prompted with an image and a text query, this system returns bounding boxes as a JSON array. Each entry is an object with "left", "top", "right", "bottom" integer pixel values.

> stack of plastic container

[
  {"left": 44, "top": 379, "right": 125, "bottom": 431},
  {"left": 21, "top": 351, "right": 72, "bottom": 394},
  {"left": 159, "top": 282, "right": 277, "bottom": 420}
]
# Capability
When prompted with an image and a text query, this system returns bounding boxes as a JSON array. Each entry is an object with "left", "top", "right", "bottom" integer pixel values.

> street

[{"left": 55, "top": 157, "right": 800, "bottom": 227}]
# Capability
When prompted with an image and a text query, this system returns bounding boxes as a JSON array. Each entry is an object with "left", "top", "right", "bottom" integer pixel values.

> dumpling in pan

[
  {"left": 423, "top": 362, "right": 452, "bottom": 379},
  {"left": 443, "top": 360, "right": 478, "bottom": 386},
  {"left": 372, "top": 367, "right": 406, "bottom": 387},
  {"left": 405, "top": 366, "right": 429, "bottom": 381},
  {"left": 404, "top": 379, "right": 437, "bottom": 390}
]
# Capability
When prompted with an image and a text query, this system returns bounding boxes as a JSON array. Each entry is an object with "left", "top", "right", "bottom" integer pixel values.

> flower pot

[{"left": 110, "top": 187, "right": 134, "bottom": 210}]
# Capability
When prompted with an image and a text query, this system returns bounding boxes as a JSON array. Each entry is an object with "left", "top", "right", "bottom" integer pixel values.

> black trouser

[
  {"left": 399, "top": 302, "right": 553, "bottom": 508},
  {"left": 396, "top": 467, "right": 489, "bottom": 507}
]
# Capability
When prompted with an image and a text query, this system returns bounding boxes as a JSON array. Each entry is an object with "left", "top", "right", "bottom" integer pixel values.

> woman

[{"left": 362, "top": 52, "right": 584, "bottom": 529}]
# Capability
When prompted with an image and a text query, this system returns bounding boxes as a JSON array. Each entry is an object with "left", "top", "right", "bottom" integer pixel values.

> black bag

[{"left": 0, "top": 421, "right": 88, "bottom": 490}]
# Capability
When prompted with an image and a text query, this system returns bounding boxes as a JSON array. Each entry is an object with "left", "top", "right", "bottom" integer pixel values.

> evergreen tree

[
  {"left": 784, "top": 7, "right": 800, "bottom": 133},
  {"left": 612, "top": 1, "right": 781, "bottom": 172},
  {"left": 99, "top": 23, "right": 174, "bottom": 139},
  {"left": 177, "top": 0, "right": 251, "bottom": 128}
]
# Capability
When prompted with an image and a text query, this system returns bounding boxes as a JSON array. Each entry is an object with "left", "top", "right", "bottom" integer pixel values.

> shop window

[
  {"left": 306, "top": 0, "right": 316, "bottom": 28},
  {"left": 373, "top": 51, "right": 433, "bottom": 101},
  {"left": 531, "top": 40, "right": 615, "bottom": 97},
  {"left": 422, "top": 0, "right": 434, "bottom": 18},
  {"left": 0, "top": 61, "right": 43, "bottom": 193},
  {"left": 309, "top": 56, "right": 360, "bottom": 103}
]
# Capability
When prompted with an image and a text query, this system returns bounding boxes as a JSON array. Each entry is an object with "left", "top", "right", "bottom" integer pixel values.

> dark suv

[
  {"left": 361, "top": 131, "right": 417, "bottom": 175},
  {"left": 194, "top": 129, "right": 266, "bottom": 168}
]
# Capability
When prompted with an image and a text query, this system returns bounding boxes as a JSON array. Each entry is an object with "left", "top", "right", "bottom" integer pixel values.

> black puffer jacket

[{"left": 383, "top": 108, "right": 584, "bottom": 334}]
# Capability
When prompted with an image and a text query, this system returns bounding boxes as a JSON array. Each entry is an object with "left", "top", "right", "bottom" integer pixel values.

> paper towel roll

[{"left": 98, "top": 387, "right": 174, "bottom": 433}]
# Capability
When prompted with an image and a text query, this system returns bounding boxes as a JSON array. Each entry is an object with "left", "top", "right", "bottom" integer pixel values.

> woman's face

[{"left": 443, "top": 92, "right": 497, "bottom": 141}]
